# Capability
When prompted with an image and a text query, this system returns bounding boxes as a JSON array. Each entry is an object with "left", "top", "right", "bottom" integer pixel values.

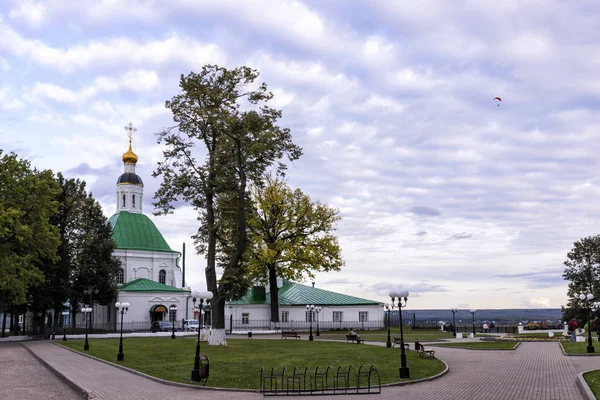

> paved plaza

[{"left": 2, "top": 338, "right": 599, "bottom": 399}]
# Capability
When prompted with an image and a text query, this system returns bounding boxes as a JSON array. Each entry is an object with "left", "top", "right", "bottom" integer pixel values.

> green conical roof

[
  {"left": 108, "top": 211, "right": 176, "bottom": 253},
  {"left": 120, "top": 278, "right": 189, "bottom": 292}
]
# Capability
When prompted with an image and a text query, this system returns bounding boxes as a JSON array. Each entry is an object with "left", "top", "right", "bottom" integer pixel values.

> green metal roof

[
  {"left": 228, "top": 281, "right": 381, "bottom": 306},
  {"left": 119, "top": 278, "right": 189, "bottom": 293},
  {"left": 108, "top": 211, "right": 177, "bottom": 253}
]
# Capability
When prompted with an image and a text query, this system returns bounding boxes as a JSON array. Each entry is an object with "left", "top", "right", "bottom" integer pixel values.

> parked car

[
  {"left": 151, "top": 321, "right": 174, "bottom": 333},
  {"left": 184, "top": 320, "right": 200, "bottom": 332}
]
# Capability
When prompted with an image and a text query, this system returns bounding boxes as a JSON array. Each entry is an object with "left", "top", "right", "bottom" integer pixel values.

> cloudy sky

[{"left": 2, "top": 0, "right": 599, "bottom": 310}]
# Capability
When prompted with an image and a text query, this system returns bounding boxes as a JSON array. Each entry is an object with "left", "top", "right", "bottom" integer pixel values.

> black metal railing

[{"left": 260, "top": 364, "right": 381, "bottom": 396}]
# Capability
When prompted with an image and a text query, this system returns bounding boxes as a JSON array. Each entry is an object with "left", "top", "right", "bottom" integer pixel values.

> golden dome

[{"left": 122, "top": 139, "right": 138, "bottom": 164}]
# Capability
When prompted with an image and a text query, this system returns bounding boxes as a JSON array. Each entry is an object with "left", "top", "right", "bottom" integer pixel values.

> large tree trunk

[
  {"left": 208, "top": 296, "right": 227, "bottom": 345},
  {"left": 268, "top": 265, "right": 280, "bottom": 323}
]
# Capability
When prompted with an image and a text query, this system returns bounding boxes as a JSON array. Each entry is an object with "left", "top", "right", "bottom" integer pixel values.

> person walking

[{"left": 569, "top": 319, "right": 578, "bottom": 342}]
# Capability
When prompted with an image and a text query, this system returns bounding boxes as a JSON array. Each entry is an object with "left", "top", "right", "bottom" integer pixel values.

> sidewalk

[{"left": 21, "top": 338, "right": 597, "bottom": 400}]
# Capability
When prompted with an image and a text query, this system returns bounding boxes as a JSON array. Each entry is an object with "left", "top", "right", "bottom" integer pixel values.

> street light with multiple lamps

[
  {"left": 115, "top": 302, "right": 130, "bottom": 361},
  {"left": 191, "top": 291, "right": 213, "bottom": 382},
  {"left": 594, "top": 302, "right": 600, "bottom": 342},
  {"left": 62, "top": 311, "right": 69, "bottom": 341},
  {"left": 389, "top": 290, "right": 410, "bottom": 379},
  {"left": 81, "top": 307, "right": 92, "bottom": 350},
  {"left": 579, "top": 293, "right": 594, "bottom": 353},
  {"left": 470, "top": 309, "right": 477, "bottom": 335},
  {"left": 306, "top": 304, "right": 316, "bottom": 341},
  {"left": 170, "top": 305, "right": 178, "bottom": 339},
  {"left": 83, "top": 286, "right": 99, "bottom": 331},
  {"left": 315, "top": 306, "right": 322, "bottom": 336},
  {"left": 451, "top": 308, "right": 458, "bottom": 337},
  {"left": 384, "top": 303, "right": 392, "bottom": 348}
]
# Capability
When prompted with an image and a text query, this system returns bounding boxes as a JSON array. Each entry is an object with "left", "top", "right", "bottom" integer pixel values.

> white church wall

[{"left": 116, "top": 292, "right": 191, "bottom": 323}]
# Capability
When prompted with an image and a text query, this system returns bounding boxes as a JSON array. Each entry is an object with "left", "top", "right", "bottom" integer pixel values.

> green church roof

[
  {"left": 119, "top": 278, "right": 189, "bottom": 292},
  {"left": 228, "top": 281, "right": 381, "bottom": 306},
  {"left": 108, "top": 211, "right": 177, "bottom": 253}
]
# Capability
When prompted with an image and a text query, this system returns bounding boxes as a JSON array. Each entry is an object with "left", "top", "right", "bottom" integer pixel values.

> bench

[
  {"left": 281, "top": 330, "right": 300, "bottom": 340},
  {"left": 346, "top": 334, "right": 364, "bottom": 344},
  {"left": 392, "top": 336, "right": 410, "bottom": 350},
  {"left": 419, "top": 346, "right": 435, "bottom": 359}
]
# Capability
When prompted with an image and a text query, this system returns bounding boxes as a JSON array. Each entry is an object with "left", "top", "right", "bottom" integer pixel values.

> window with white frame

[
  {"left": 117, "top": 268, "right": 124, "bottom": 284},
  {"left": 333, "top": 311, "right": 343, "bottom": 322},
  {"left": 159, "top": 269, "right": 166, "bottom": 284},
  {"left": 242, "top": 313, "right": 249, "bottom": 324},
  {"left": 132, "top": 194, "right": 136, "bottom": 208},
  {"left": 281, "top": 311, "right": 289, "bottom": 322},
  {"left": 359, "top": 312, "right": 368, "bottom": 322}
]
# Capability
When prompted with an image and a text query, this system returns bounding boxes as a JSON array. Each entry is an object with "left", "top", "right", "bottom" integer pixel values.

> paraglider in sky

[{"left": 493, "top": 97, "right": 501, "bottom": 106}]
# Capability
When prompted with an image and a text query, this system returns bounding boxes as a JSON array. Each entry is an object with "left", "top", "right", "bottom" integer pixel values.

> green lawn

[
  {"left": 583, "top": 370, "right": 600, "bottom": 399},
  {"left": 59, "top": 337, "right": 445, "bottom": 389},
  {"left": 560, "top": 341, "right": 600, "bottom": 354},
  {"left": 318, "top": 328, "right": 454, "bottom": 343},
  {"left": 433, "top": 342, "right": 517, "bottom": 350}
]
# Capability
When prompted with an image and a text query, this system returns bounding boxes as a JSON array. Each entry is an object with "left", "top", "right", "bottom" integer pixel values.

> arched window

[
  {"left": 159, "top": 269, "right": 166, "bottom": 284},
  {"left": 169, "top": 305, "right": 177, "bottom": 323},
  {"left": 117, "top": 268, "right": 124, "bottom": 284},
  {"left": 132, "top": 194, "right": 135, "bottom": 208},
  {"left": 122, "top": 194, "right": 126, "bottom": 207}
]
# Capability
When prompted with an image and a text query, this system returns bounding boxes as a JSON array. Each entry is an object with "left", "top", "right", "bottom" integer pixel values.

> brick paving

[
  {"left": 0, "top": 342, "right": 82, "bottom": 400},
  {"left": 18, "top": 340, "right": 597, "bottom": 400}
]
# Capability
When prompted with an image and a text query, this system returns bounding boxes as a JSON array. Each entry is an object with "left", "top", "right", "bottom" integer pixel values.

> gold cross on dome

[{"left": 124, "top": 122, "right": 137, "bottom": 141}]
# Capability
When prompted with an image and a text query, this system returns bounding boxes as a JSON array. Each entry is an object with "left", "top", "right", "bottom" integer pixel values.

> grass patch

[
  {"left": 59, "top": 337, "right": 445, "bottom": 389},
  {"left": 433, "top": 341, "right": 516, "bottom": 350},
  {"left": 560, "top": 341, "right": 600, "bottom": 354},
  {"left": 583, "top": 370, "right": 600, "bottom": 398},
  {"left": 318, "top": 329, "right": 454, "bottom": 343}
]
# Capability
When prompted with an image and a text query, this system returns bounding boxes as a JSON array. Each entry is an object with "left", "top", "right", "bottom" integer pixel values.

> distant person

[
  {"left": 490, "top": 322, "right": 495, "bottom": 333},
  {"left": 348, "top": 328, "right": 361, "bottom": 340},
  {"left": 569, "top": 319, "right": 578, "bottom": 342},
  {"left": 483, "top": 323, "right": 489, "bottom": 333}
]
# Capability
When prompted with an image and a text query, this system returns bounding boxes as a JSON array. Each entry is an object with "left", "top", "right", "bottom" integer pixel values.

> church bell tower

[{"left": 116, "top": 122, "right": 144, "bottom": 214}]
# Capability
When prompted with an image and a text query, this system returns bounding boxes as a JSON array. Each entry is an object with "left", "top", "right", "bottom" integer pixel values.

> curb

[
  {"left": 428, "top": 342, "right": 521, "bottom": 351},
  {"left": 21, "top": 342, "right": 90, "bottom": 399},
  {"left": 381, "top": 358, "right": 449, "bottom": 387},
  {"left": 577, "top": 370, "right": 598, "bottom": 400}
]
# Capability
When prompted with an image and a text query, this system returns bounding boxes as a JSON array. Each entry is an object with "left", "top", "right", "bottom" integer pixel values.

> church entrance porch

[{"left": 150, "top": 305, "right": 167, "bottom": 322}]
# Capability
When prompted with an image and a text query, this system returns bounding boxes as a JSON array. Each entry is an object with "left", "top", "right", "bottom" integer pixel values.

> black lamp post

[
  {"left": 451, "top": 308, "right": 458, "bottom": 337},
  {"left": 384, "top": 303, "right": 392, "bottom": 348},
  {"left": 315, "top": 307, "right": 321, "bottom": 336},
  {"left": 470, "top": 309, "right": 476, "bottom": 336},
  {"left": 579, "top": 293, "right": 595, "bottom": 353},
  {"left": 83, "top": 286, "right": 99, "bottom": 332},
  {"left": 306, "top": 304, "right": 315, "bottom": 341},
  {"left": 389, "top": 290, "right": 410, "bottom": 379},
  {"left": 115, "top": 301, "right": 130, "bottom": 361},
  {"left": 82, "top": 307, "right": 92, "bottom": 350},
  {"left": 191, "top": 290, "right": 213, "bottom": 382},
  {"left": 170, "top": 305, "right": 178, "bottom": 339},
  {"left": 62, "top": 311, "right": 69, "bottom": 341},
  {"left": 594, "top": 302, "right": 600, "bottom": 342}
]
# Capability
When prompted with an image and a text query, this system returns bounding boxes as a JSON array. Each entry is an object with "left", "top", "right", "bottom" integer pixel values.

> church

[{"left": 96, "top": 126, "right": 192, "bottom": 328}]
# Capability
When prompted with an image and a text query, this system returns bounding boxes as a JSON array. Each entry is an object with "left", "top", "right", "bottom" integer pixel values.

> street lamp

[
  {"left": 579, "top": 293, "right": 594, "bottom": 353},
  {"left": 451, "top": 308, "right": 458, "bottom": 337},
  {"left": 306, "top": 304, "right": 315, "bottom": 341},
  {"left": 470, "top": 309, "right": 477, "bottom": 335},
  {"left": 62, "top": 311, "right": 69, "bottom": 341},
  {"left": 384, "top": 303, "right": 392, "bottom": 348},
  {"left": 593, "top": 302, "right": 600, "bottom": 342},
  {"left": 82, "top": 307, "right": 92, "bottom": 350},
  {"left": 191, "top": 291, "right": 213, "bottom": 382},
  {"left": 315, "top": 307, "right": 322, "bottom": 336},
  {"left": 170, "top": 305, "right": 178, "bottom": 339},
  {"left": 115, "top": 302, "right": 130, "bottom": 361},
  {"left": 83, "top": 286, "right": 99, "bottom": 331},
  {"left": 389, "top": 290, "right": 410, "bottom": 379}
]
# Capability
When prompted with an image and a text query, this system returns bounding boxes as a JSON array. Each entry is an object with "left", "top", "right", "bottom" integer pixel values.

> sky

[{"left": 2, "top": 0, "right": 599, "bottom": 310}]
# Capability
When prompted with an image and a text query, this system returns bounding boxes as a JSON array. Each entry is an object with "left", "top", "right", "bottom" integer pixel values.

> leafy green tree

[
  {"left": 248, "top": 175, "right": 344, "bottom": 323},
  {"left": 562, "top": 235, "right": 600, "bottom": 323},
  {"left": 153, "top": 65, "right": 301, "bottom": 344},
  {"left": 0, "top": 151, "right": 60, "bottom": 321}
]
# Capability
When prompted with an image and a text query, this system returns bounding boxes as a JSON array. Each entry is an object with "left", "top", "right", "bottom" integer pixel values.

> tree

[
  {"left": 562, "top": 236, "right": 600, "bottom": 323},
  {"left": 29, "top": 174, "right": 120, "bottom": 332},
  {"left": 248, "top": 175, "right": 344, "bottom": 323},
  {"left": 153, "top": 65, "right": 302, "bottom": 345},
  {"left": 0, "top": 151, "right": 60, "bottom": 323}
]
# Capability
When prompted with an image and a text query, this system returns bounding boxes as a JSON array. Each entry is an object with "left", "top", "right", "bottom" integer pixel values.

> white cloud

[
  {"left": 0, "top": 86, "right": 25, "bottom": 110},
  {"left": 8, "top": 0, "right": 47, "bottom": 28}
]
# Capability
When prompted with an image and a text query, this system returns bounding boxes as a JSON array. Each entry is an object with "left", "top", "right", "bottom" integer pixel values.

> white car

[{"left": 184, "top": 320, "right": 200, "bottom": 331}]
